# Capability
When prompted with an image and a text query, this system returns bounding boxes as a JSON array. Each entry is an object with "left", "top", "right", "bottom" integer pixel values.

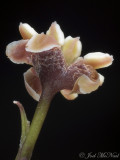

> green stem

[{"left": 16, "top": 88, "right": 53, "bottom": 160}]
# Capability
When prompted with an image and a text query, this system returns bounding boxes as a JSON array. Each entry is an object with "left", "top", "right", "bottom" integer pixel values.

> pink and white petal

[
  {"left": 72, "top": 74, "right": 101, "bottom": 94},
  {"left": 46, "top": 21, "right": 64, "bottom": 46},
  {"left": 84, "top": 52, "right": 113, "bottom": 69},
  {"left": 61, "top": 89, "right": 78, "bottom": 100},
  {"left": 24, "top": 67, "right": 42, "bottom": 101},
  {"left": 26, "top": 33, "right": 60, "bottom": 53},
  {"left": 62, "top": 36, "right": 82, "bottom": 66},
  {"left": 19, "top": 23, "right": 38, "bottom": 39},
  {"left": 6, "top": 40, "right": 32, "bottom": 64}
]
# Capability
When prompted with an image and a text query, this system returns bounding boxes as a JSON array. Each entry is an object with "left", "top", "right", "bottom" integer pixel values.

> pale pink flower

[{"left": 6, "top": 22, "right": 113, "bottom": 101}]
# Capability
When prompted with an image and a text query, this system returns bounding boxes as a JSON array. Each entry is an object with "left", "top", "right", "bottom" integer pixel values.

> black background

[{"left": 0, "top": 1, "right": 119, "bottom": 160}]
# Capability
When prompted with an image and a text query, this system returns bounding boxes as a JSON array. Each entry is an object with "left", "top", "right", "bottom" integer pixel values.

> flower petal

[
  {"left": 62, "top": 36, "right": 82, "bottom": 66},
  {"left": 24, "top": 67, "right": 42, "bottom": 101},
  {"left": 19, "top": 23, "right": 38, "bottom": 39},
  {"left": 46, "top": 21, "right": 64, "bottom": 45},
  {"left": 72, "top": 74, "right": 101, "bottom": 94},
  {"left": 26, "top": 33, "right": 60, "bottom": 53},
  {"left": 84, "top": 52, "right": 113, "bottom": 69},
  {"left": 98, "top": 73, "right": 104, "bottom": 86},
  {"left": 61, "top": 89, "right": 78, "bottom": 100},
  {"left": 6, "top": 40, "right": 32, "bottom": 64}
]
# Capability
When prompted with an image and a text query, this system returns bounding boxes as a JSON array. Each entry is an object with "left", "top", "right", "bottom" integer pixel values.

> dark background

[{"left": 0, "top": 1, "right": 119, "bottom": 160}]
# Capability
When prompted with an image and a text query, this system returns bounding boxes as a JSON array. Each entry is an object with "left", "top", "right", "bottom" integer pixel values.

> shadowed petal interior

[
  {"left": 24, "top": 67, "right": 42, "bottom": 101},
  {"left": 72, "top": 74, "right": 101, "bottom": 94}
]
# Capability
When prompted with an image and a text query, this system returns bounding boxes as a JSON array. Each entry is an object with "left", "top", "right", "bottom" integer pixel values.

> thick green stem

[{"left": 16, "top": 88, "right": 53, "bottom": 160}]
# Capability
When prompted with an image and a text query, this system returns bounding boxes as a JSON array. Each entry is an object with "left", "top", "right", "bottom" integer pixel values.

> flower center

[
  {"left": 32, "top": 47, "right": 99, "bottom": 93},
  {"left": 32, "top": 47, "right": 67, "bottom": 91}
]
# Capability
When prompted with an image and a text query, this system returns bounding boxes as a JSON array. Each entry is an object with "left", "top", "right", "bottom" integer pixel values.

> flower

[{"left": 6, "top": 22, "right": 113, "bottom": 101}]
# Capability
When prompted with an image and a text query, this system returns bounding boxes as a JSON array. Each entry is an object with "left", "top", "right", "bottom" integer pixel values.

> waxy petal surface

[
  {"left": 19, "top": 23, "right": 38, "bottom": 39},
  {"left": 46, "top": 22, "right": 64, "bottom": 45},
  {"left": 84, "top": 52, "right": 113, "bottom": 69},
  {"left": 61, "top": 89, "right": 78, "bottom": 100},
  {"left": 26, "top": 33, "right": 60, "bottom": 53},
  {"left": 62, "top": 36, "right": 82, "bottom": 66},
  {"left": 98, "top": 73, "right": 104, "bottom": 86},
  {"left": 6, "top": 40, "right": 32, "bottom": 64}
]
